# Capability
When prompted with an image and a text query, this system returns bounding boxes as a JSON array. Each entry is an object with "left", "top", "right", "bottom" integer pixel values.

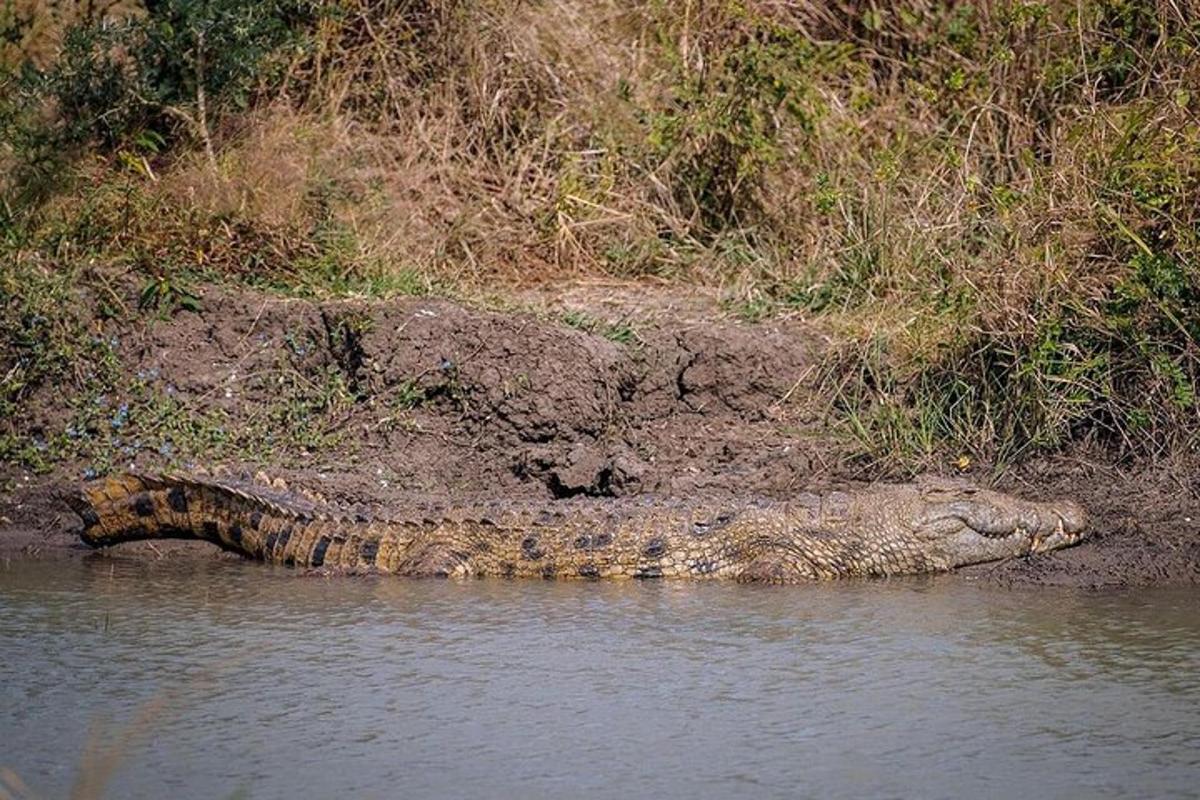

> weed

[
  {"left": 139, "top": 275, "right": 203, "bottom": 315},
  {"left": 559, "top": 310, "right": 640, "bottom": 346},
  {"left": 2, "top": 0, "right": 318, "bottom": 185},
  {"left": 0, "top": 262, "right": 118, "bottom": 428},
  {"left": 390, "top": 379, "right": 429, "bottom": 411}
]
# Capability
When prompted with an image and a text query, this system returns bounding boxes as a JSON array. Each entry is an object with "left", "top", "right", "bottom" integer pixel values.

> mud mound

[{"left": 10, "top": 285, "right": 826, "bottom": 502}]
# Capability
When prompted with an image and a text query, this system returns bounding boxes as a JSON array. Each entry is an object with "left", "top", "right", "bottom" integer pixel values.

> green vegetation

[
  {"left": 2, "top": 0, "right": 1198, "bottom": 473},
  {"left": 560, "top": 310, "right": 641, "bottom": 346},
  {"left": 0, "top": 264, "right": 357, "bottom": 475}
]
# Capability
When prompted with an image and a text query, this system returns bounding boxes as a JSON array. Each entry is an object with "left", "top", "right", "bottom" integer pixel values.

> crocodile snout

[
  {"left": 1028, "top": 500, "right": 1088, "bottom": 553},
  {"left": 1053, "top": 501, "right": 1087, "bottom": 536}
]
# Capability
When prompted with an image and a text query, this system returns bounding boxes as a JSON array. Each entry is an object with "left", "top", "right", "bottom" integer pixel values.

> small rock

[{"left": 551, "top": 444, "right": 609, "bottom": 494}]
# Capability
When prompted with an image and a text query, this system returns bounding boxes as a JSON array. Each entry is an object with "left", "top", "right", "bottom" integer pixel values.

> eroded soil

[{"left": 2, "top": 283, "right": 1197, "bottom": 588}]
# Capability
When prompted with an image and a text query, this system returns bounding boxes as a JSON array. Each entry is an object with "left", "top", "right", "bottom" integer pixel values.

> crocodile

[{"left": 68, "top": 472, "right": 1087, "bottom": 582}]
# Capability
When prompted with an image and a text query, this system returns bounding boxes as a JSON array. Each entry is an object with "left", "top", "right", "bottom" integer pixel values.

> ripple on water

[{"left": 1, "top": 558, "right": 1198, "bottom": 800}]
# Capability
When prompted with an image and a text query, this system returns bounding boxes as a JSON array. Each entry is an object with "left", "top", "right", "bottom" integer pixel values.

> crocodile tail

[{"left": 70, "top": 472, "right": 311, "bottom": 560}]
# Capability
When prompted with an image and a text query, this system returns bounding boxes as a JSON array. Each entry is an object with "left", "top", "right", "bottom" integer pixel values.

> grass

[
  {"left": 559, "top": 310, "right": 641, "bottom": 346},
  {"left": 2, "top": 347, "right": 361, "bottom": 477},
  {"left": 2, "top": 0, "right": 1198, "bottom": 473},
  {"left": 0, "top": 259, "right": 363, "bottom": 475}
]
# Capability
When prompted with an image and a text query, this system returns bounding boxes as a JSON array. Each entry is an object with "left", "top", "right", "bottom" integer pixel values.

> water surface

[{"left": 1, "top": 557, "right": 1198, "bottom": 799}]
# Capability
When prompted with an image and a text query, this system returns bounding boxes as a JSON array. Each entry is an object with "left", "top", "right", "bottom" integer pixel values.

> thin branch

[{"left": 193, "top": 27, "right": 218, "bottom": 178}]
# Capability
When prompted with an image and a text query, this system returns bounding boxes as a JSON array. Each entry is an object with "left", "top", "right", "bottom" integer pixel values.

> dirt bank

[{"left": 2, "top": 283, "right": 1197, "bottom": 588}]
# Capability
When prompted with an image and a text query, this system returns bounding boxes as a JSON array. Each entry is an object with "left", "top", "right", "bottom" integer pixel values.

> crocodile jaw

[{"left": 918, "top": 492, "right": 1088, "bottom": 568}]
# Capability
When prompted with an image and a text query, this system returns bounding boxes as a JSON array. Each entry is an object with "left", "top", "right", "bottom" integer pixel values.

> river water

[{"left": 1, "top": 557, "right": 1197, "bottom": 800}]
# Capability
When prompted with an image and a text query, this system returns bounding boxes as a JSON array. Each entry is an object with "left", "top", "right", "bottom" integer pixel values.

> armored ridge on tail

[{"left": 69, "top": 472, "right": 1088, "bottom": 582}]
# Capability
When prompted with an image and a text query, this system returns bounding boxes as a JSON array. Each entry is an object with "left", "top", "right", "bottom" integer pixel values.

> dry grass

[
  {"left": 3, "top": 0, "right": 1199, "bottom": 467},
  {"left": 0, "top": 0, "right": 144, "bottom": 70}
]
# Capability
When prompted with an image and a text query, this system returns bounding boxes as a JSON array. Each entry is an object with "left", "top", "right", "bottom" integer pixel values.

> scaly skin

[{"left": 68, "top": 473, "right": 1087, "bottom": 582}]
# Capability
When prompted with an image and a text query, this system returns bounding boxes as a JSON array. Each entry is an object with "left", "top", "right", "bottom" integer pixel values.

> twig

[{"left": 772, "top": 365, "right": 815, "bottom": 408}]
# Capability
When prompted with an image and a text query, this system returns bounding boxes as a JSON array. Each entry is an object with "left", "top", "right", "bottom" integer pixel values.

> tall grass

[{"left": 2, "top": 0, "right": 1198, "bottom": 469}]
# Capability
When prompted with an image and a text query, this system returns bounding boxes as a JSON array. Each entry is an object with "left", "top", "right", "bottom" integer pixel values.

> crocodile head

[{"left": 914, "top": 484, "right": 1087, "bottom": 568}]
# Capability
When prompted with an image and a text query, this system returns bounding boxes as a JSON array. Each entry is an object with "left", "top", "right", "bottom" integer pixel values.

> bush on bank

[{"left": 2, "top": 0, "right": 1197, "bottom": 472}]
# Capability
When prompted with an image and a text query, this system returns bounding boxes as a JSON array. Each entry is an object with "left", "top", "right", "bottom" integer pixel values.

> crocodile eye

[{"left": 691, "top": 512, "right": 735, "bottom": 537}]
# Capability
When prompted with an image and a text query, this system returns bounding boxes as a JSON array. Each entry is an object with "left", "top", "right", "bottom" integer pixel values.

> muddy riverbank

[{"left": 2, "top": 283, "right": 1197, "bottom": 588}]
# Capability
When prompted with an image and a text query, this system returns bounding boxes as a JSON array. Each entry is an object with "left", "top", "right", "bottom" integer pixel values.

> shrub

[{"left": 1, "top": 0, "right": 318, "bottom": 207}]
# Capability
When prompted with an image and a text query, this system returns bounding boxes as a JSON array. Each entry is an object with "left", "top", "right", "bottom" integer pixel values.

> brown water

[{"left": 1, "top": 557, "right": 1198, "bottom": 800}]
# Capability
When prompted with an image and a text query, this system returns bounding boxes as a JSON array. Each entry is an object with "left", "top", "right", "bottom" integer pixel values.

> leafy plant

[
  {"left": 640, "top": 8, "right": 822, "bottom": 234},
  {"left": 139, "top": 276, "right": 203, "bottom": 314},
  {"left": 2, "top": 0, "right": 319, "bottom": 208}
]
